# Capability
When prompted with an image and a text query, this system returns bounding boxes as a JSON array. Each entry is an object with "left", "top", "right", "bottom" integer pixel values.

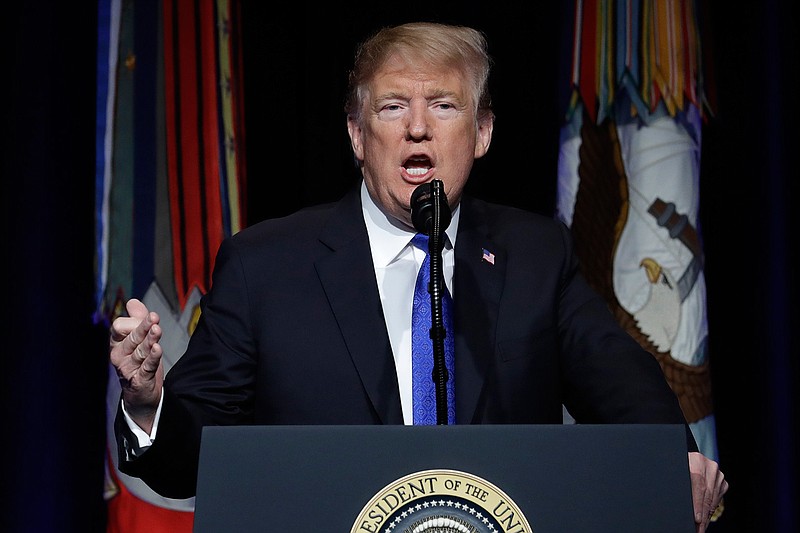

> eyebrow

[{"left": 374, "top": 89, "right": 462, "bottom": 103}]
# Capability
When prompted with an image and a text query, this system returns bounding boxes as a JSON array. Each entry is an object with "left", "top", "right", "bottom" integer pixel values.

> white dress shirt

[
  {"left": 124, "top": 181, "right": 460, "bottom": 446},
  {"left": 360, "top": 182, "right": 459, "bottom": 424}
]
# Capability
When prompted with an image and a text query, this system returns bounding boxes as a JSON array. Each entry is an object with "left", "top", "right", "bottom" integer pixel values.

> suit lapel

[
  {"left": 314, "top": 186, "right": 404, "bottom": 424},
  {"left": 453, "top": 197, "right": 506, "bottom": 423},
  {"left": 312, "top": 189, "right": 505, "bottom": 426}
]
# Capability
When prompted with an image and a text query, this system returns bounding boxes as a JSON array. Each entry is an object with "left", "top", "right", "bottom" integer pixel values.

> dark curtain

[
  {"left": 4, "top": 1, "right": 796, "bottom": 531},
  {"left": 4, "top": 2, "right": 109, "bottom": 532},
  {"left": 700, "top": 3, "right": 799, "bottom": 532}
]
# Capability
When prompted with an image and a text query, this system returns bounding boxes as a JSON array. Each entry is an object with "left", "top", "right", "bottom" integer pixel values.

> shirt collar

[{"left": 360, "top": 181, "right": 460, "bottom": 268}]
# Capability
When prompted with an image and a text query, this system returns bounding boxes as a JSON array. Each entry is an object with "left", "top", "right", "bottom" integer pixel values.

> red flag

[{"left": 96, "top": 1, "right": 247, "bottom": 530}]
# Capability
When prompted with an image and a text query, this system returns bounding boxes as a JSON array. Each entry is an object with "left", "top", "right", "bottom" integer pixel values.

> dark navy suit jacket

[{"left": 117, "top": 181, "right": 694, "bottom": 498}]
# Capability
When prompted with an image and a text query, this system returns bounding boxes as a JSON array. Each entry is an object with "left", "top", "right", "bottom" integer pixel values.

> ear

[
  {"left": 347, "top": 117, "right": 365, "bottom": 162},
  {"left": 474, "top": 113, "right": 494, "bottom": 159}
]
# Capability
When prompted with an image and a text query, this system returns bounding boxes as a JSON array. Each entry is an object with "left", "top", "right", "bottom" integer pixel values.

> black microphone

[
  {"left": 411, "top": 180, "right": 451, "bottom": 235},
  {"left": 410, "top": 179, "right": 451, "bottom": 425}
]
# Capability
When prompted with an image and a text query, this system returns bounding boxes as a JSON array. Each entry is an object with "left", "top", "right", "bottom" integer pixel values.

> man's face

[{"left": 347, "top": 54, "right": 493, "bottom": 228}]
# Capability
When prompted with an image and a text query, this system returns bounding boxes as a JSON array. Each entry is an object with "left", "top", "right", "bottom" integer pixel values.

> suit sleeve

[
  {"left": 553, "top": 222, "right": 698, "bottom": 452},
  {"left": 116, "top": 236, "right": 259, "bottom": 498}
]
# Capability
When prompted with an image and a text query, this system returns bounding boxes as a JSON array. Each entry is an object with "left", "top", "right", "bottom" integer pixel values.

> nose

[{"left": 406, "top": 102, "right": 431, "bottom": 141}]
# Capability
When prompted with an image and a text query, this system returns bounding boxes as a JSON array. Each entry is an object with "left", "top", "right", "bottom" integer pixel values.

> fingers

[
  {"left": 109, "top": 299, "right": 163, "bottom": 376},
  {"left": 107, "top": 299, "right": 165, "bottom": 417},
  {"left": 137, "top": 328, "right": 163, "bottom": 374},
  {"left": 111, "top": 302, "right": 160, "bottom": 352},
  {"left": 132, "top": 323, "right": 161, "bottom": 363},
  {"left": 109, "top": 299, "right": 148, "bottom": 339},
  {"left": 688, "top": 452, "right": 728, "bottom": 532}
]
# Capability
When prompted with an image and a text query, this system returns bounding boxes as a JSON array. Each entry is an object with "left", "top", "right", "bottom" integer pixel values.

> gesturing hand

[{"left": 109, "top": 298, "right": 165, "bottom": 433}]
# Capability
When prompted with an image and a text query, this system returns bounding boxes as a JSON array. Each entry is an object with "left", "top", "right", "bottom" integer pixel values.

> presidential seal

[{"left": 351, "top": 469, "right": 532, "bottom": 533}]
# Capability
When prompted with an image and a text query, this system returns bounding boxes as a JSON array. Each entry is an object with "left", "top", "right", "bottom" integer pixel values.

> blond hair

[{"left": 344, "top": 22, "right": 493, "bottom": 123}]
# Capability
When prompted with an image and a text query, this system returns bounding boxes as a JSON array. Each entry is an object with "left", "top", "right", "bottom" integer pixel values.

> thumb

[{"left": 125, "top": 298, "right": 149, "bottom": 320}]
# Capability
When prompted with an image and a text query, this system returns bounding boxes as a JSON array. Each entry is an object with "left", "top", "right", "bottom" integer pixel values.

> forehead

[{"left": 369, "top": 54, "right": 469, "bottom": 95}]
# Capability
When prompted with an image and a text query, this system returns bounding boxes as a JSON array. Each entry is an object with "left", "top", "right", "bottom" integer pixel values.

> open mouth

[{"left": 403, "top": 155, "right": 433, "bottom": 178}]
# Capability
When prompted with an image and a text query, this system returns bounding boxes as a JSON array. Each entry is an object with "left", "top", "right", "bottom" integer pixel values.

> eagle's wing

[{"left": 571, "top": 116, "right": 712, "bottom": 424}]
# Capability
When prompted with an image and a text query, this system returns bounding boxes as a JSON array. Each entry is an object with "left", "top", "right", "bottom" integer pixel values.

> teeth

[{"left": 406, "top": 167, "right": 428, "bottom": 176}]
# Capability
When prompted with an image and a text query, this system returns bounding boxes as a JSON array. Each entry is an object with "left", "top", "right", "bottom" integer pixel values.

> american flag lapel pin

[{"left": 481, "top": 247, "right": 495, "bottom": 265}]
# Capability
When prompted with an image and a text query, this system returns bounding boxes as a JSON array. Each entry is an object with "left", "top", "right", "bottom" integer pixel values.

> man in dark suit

[{"left": 110, "top": 21, "right": 727, "bottom": 531}]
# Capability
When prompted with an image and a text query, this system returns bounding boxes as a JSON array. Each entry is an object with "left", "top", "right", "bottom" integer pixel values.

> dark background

[
  {"left": 240, "top": 3, "right": 568, "bottom": 221},
  {"left": 4, "top": 1, "right": 797, "bottom": 532}
]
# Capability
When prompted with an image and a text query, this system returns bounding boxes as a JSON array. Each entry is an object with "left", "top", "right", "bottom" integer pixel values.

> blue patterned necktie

[{"left": 411, "top": 233, "right": 455, "bottom": 425}]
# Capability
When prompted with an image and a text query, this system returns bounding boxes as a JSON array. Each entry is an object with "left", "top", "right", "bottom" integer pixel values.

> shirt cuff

[{"left": 120, "top": 390, "right": 165, "bottom": 455}]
